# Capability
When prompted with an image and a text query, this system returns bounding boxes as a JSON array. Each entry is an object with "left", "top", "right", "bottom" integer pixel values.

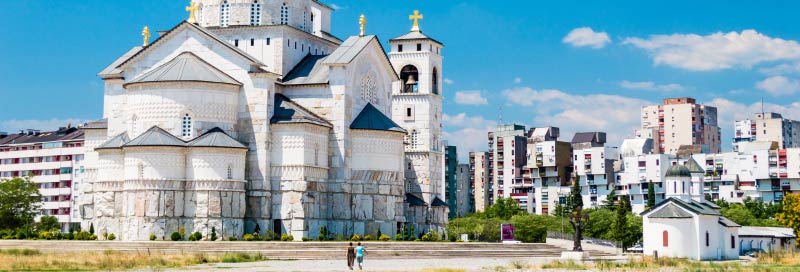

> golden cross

[
  {"left": 185, "top": 0, "right": 200, "bottom": 24},
  {"left": 142, "top": 26, "right": 151, "bottom": 46},
  {"left": 358, "top": 14, "right": 366, "bottom": 37},
  {"left": 409, "top": 10, "right": 423, "bottom": 31}
]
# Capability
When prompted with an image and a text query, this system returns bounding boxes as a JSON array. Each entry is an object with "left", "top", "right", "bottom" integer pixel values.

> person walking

[
  {"left": 346, "top": 242, "right": 356, "bottom": 270},
  {"left": 355, "top": 242, "right": 366, "bottom": 270}
]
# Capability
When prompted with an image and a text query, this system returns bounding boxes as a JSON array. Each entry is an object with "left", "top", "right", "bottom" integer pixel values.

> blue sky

[{"left": 2, "top": 1, "right": 800, "bottom": 158}]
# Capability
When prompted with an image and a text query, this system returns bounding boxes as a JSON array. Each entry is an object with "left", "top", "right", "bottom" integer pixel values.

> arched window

[
  {"left": 227, "top": 165, "right": 233, "bottom": 179},
  {"left": 705, "top": 231, "right": 709, "bottom": 247},
  {"left": 250, "top": 0, "right": 261, "bottom": 26},
  {"left": 400, "top": 65, "right": 419, "bottom": 93},
  {"left": 410, "top": 130, "right": 419, "bottom": 150},
  {"left": 360, "top": 72, "right": 377, "bottom": 104},
  {"left": 662, "top": 231, "right": 669, "bottom": 247},
  {"left": 220, "top": 0, "right": 230, "bottom": 27},
  {"left": 431, "top": 67, "right": 439, "bottom": 95},
  {"left": 280, "top": 3, "right": 289, "bottom": 25},
  {"left": 181, "top": 113, "right": 193, "bottom": 138}
]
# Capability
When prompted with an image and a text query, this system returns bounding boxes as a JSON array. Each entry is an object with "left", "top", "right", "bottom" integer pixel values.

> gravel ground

[{"left": 175, "top": 257, "right": 563, "bottom": 271}]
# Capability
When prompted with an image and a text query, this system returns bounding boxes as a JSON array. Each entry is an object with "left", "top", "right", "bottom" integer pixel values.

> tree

[
  {"left": 0, "top": 176, "right": 42, "bottom": 230},
  {"left": 602, "top": 187, "right": 617, "bottom": 211},
  {"left": 610, "top": 198, "right": 630, "bottom": 249},
  {"left": 568, "top": 174, "right": 588, "bottom": 251},
  {"left": 646, "top": 180, "right": 656, "bottom": 209},
  {"left": 486, "top": 197, "right": 523, "bottom": 220},
  {"left": 570, "top": 176, "right": 583, "bottom": 211},
  {"left": 777, "top": 193, "right": 800, "bottom": 243},
  {"left": 38, "top": 215, "right": 60, "bottom": 231}
]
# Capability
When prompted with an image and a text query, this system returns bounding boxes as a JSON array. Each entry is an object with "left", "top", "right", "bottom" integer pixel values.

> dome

[{"left": 666, "top": 164, "right": 691, "bottom": 178}]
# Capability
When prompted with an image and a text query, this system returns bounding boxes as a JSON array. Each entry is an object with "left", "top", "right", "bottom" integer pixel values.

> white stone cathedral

[{"left": 78, "top": 0, "right": 446, "bottom": 241}]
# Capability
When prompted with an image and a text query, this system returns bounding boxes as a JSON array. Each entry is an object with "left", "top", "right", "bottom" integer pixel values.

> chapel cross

[
  {"left": 359, "top": 14, "right": 366, "bottom": 37},
  {"left": 142, "top": 26, "right": 151, "bottom": 46},
  {"left": 409, "top": 10, "right": 423, "bottom": 32},
  {"left": 186, "top": 0, "right": 200, "bottom": 24}
]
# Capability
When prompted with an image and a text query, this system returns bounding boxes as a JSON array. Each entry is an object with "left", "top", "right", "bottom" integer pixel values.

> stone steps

[{"left": 0, "top": 241, "right": 613, "bottom": 260}]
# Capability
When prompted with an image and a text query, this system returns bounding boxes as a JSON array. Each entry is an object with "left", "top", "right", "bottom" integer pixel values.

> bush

[
  {"left": 37, "top": 216, "right": 60, "bottom": 232},
  {"left": 66, "top": 231, "right": 74, "bottom": 240},
  {"left": 107, "top": 233, "right": 116, "bottom": 240},
  {"left": 364, "top": 234, "right": 374, "bottom": 241},
  {"left": 89, "top": 234, "right": 97, "bottom": 240},
  {"left": 379, "top": 234, "right": 391, "bottom": 241},
  {"left": 395, "top": 233, "right": 403, "bottom": 241},
  {"left": 280, "top": 234, "right": 294, "bottom": 241},
  {"left": 421, "top": 234, "right": 431, "bottom": 241},
  {"left": 302, "top": 237, "right": 312, "bottom": 241},
  {"left": 188, "top": 231, "right": 202, "bottom": 241},
  {"left": 74, "top": 231, "right": 92, "bottom": 240},
  {"left": 89, "top": 223, "right": 94, "bottom": 235},
  {"left": 318, "top": 226, "right": 328, "bottom": 241},
  {"left": 210, "top": 227, "right": 218, "bottom": 241},
  {"left": 243, "top": 234, "right": 256, "bottom": 241},
  {"left": 228, "top": 237, "right": 238, "bottom": 241},
  {"left": 0, "top": 229, "right": 14, "bottom": 239},
  {"left": 349, "top": 234, "right": 362, "bottom": 241},
  {"left": 149, "top": 234, "right": 157, "bottom": 241},
  {"left": 170, "top": 232, "right": 182, "bottom": 241}
]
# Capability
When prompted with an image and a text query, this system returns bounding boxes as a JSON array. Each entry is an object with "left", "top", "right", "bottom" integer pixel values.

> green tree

[
  {"left": 510, "top": 215, "right": 548, "bottom": 243},
  {"left": 486, "top": 197, "right": 523, "bottom": 220},
  {"left": 38, "top": 215, "right": 60, "bottom": 231},
  {"left": 583, "top": 208, "right": 615, "bottom": 239},
  {"left": 570, "top": 176, "right": 583, "bottom": 211},
  {"left": 568, "top": 174, "right": 587, "bottom": 251},
  {"left": 602, "top": 187, "right": 617, "bottom": 211},
  {"left": 610, "top": 198, "right": 630, "bottom": 249},
  {"left": 722, "top": 204, "right": 756, "bottom": 226},
  {"left": 646, "top": 180, "right": 656, "bottom": 209},
  {"left": 0, "top": 176, "right": 42, "bottom": 230},
  {"left": 777, "top": 193, "right": 800, "bottom": 243}
]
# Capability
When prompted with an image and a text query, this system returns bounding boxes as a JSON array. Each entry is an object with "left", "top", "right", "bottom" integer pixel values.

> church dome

[{"left": 666, "top": 164, "right": 691, "bottom": 178}]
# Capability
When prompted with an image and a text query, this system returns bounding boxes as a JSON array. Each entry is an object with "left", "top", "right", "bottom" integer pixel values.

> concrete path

[{"left": 175, "top": 257, "right": 560, "bottom": 272}]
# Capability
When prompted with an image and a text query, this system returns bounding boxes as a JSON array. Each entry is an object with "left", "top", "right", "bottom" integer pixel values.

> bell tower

[{"left": 389, "top": 10, "right": 444, "bottom": 208}]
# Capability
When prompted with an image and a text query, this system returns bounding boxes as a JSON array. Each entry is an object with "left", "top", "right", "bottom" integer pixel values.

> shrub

[
  {"left": 395, "top": 233, "right": 403, "bottom": 241},
  {"left": 456, "top": 239, "right": 464, "bottom": 242},
  {"left": 74, "top": 231, "right": 91, "bottom": 240},
  {"left": 318, "top": 226, "right": 328, "bottom": 241},
  {"left": 188, "top": 231, "right": 202, "bottom": 241},
  {"left": 210, "top": 227, "right": 218, "bottom": 241},
  {"left": 179, "top": 227, "right": 186, "bottom": 239},
  {"left": 243, "top": 234, "right": 256, "bottom": 241},
  {"left": 349, "top": 234, "right": 362, "bottom": 241},
  {"left": 149, "top": 234, "right": 157, "bottom": 241},
  {"left": 89, "top": 223, "right": 94, "bottom": 235},
  {"left": 107, "top": 233, "right": 116, "bottom": 240},
  {"left": 280, "top": 234, "right": 294, "bottom": 241},
  {"left": 254, "top": 223, "right": 261, "bottom": 235},
  {"left": 89, "top": 234, "right": 97, "bottom": 240},
  {"left": 421, "top": 234, "right": 431, "bottom": 241},
  {"left": 66, "top": 231, "right": 74, "bottom": 240},
  {"left": 37, "top": 216, "right": 60, "bottom": 232},
  {"left": 364, "top": 234, "right": 374, "bottom": 241},
  {"left": 228, "top": 237, "right": 238, "bottom": 241},
  {"left": 302, "top": 237, "right": 312, "bottom": 241},
  {"left": 379, "top": 234, "right": 391, "bottom": 241},
  {"left": 170, "top": 232, "right": 182, "bottom": 241}
]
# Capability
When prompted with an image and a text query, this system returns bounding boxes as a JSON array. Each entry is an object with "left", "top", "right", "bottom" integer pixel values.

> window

[
  {"left": 411, "top": 130, "right": 419, "bottom": 150},
  {"left": 662, "top": 231, "right": 669, "bottom": 247},
  {"left": 731, "top": 235, "right": 735, "bottom": 248},
  {"left": 280, "top": 3, "right": 289, "bottom": 25},
  {"left": 398, "top": 44, "right": 403, "bottom": 52},
  {"left": 250, "top": 0, "right": 261, "bottom": 25},
  {"left": 138, "top": 163, "right": 144, "bottom": 179},
  {"left": 360, "top": 72, "right": 377, "bottom": 104},
  {"left": 250, "top": 39, "right": 254, "bottom": 46},
  {"left": 181, "top": 113, "right": 193, "bottom": 138},
  {"left": 220, "top": 0, "right": 230, "bottom": 27},
  {"left": 266, "top": 37, "right": 270, "bottom": 45},
  {"left": 406, "top": 108, "right": 412, "bottom": 117},
  {"left": 431, "top": 67, "right": 439, "bottom": 95},
  {"left": 234, "top": 39, "right": 239, "bottom": 47},
  {"left": 303, "top": 11, "right": 307, "bottom": 30},
  {"left": 705, "top": 231, "right": 709, "bottom": 247},
  {"left": 227, "top": 165, "right": 233, "bottom": 179},
  {"left": 416, "top": 43, "right": 422, "bottom": 51},
  {"left": 673, "top": 181, "right": 677, "bottom": 193},
  {"left": 400, "top": 65, "right": 419, "bottom": 93}
]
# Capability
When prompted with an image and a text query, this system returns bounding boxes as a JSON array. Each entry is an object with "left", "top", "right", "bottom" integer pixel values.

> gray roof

[
  {"left": 666, "top": 164, "right": 691, "bottom": 177},
  {"left": 739, "top": 226, "right": 794, "bottom": 238},
  {"left": 98, "top": 46, "right": 142, "bottom": 77},
  {"left": 187, "top": 127, "right": 247, "bottom": 149},
  {"left": 431, "top": 197, "right": 448, "bottom": 207},
  {"left": 350, "top": 103, "right": 406, "bottom": 133},
  {"left": 123, "top": 126, "right": 186, "bottom": 148},
  {"left": 82, "top": 119, "right": 108, "bottom": 129},
  {"left": 126, "top": 52, "right": 241, "bottom": 86},
  {"left": 95, "top": 132, "right": 130, "bottom": 150},
  {"left": 271, "top": 94, "right": 333, "bottom": 128},
  {"left": 571, "top": 132, "right": 600, "bottom": 144},
  {"left": 648, "top": 203, "right": 693, "bottom": 218},
  {"left": 719, "top": 217, "right": 741, "bottom": 228},
  {"left": 685, "top": 157, "right": 704, "bottom": 173},
  {"left": 282, "top": 54, "right": 330, "bottom": 85},
  {"left": 405, "top": 193, "right": 427, "bottom": 206},
  {"left": 643, "top": 197, "right": 721, "bottom": 217},
  {"left": 390, "top": 31, "right": 443, "bottom": 46},
  {"left": 322, "top": 35, "right": 376, "bottom": 65}
]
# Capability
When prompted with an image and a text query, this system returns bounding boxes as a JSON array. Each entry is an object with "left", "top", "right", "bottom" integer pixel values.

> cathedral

[{"left": 78, "top": 0, "right": 446, "bottom": 241}]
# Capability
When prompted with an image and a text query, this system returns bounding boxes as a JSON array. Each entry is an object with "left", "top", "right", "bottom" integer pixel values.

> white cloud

[
  {"left": 454, "top": 90, "right": 488, "bottom": 105},
  {"left": 444, "top": 78, "right": 454, "bottom": 85},
  {"left": 0, "top": 118, "right": 86, "bottom": 133},
  {"left": 562, "top": 27, "right": 611, "bottom": 49},
  {"left": 328, "top": 3, "right": 345, "bottom": 10},
  {"left": 501, "top": 87, "right": 651, "bottom": 146},
  {"left": 623, "top": 30, "right": 800, "bottom": 71},
  {"left": 513, "top": 77, "right": 522, "bottom": 84},
  {"left": 619, "top": 80, "right": 685, "bottom": 92},
  {"left": 755, "top": 76, "right": 800, "bottom": 96},
  {"left": 442, "top": 113, "right": 497, "bottom": 158},
  {"left": 759, "top": 62, "right": 800, "bottom": 76}
]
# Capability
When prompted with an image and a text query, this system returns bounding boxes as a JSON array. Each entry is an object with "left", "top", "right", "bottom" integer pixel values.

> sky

[{"left": 2, "top": 1, "right": 800, "bottom": 160}]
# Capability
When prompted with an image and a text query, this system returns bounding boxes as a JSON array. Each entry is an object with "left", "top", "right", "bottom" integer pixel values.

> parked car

[
  {"left": 626, "top": 243, "right": 643, "bottom": 253},
  {"left": 743, "top": 248, "right": 766, "bottom": 257}
]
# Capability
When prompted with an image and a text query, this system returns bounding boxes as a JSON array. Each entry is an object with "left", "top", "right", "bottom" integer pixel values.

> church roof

[
  {"left": 123, "top": 126, "right": 186, "bottom": 148},
  {"left": 389, "top": 31, "right": 443, "bottom": 46},
  {"left": 685, "top": 157, "right": 705, "bottom": 173},
  {"left": 350, "top": 103, "right": 406, "bottom": 133},
  {"left": 95, "top": 132, "right": 130, "bottom": 150},
  {"left": 126, "top": 52, "right": 241, "bottom": 86},
  {"left": 431, "top": 197, "right": 448, "bottom": 207},
  {"left": 647, "top": 203, "right": 693, "bottom": 218},
  {"left": 323, "top": 35, "right": 376, "bottom": 65},
  {"left": 98, "top": 46, "right": 142, "bottom": 78},
  {"left": 719, "top": 217, "right": 741, "bottom": 228},
  {"left": 186, "top": 127, "right": 248, "bottom": 149},
  {"left": 281, "top": 54, "right": 330, "bottom": 85},
  {"left": 642, "top": 197, "right": 721, "bottom": 217},
  {"left": 405, "top": 193, "right": 427, "bottom": 206},
  {"left": 665, "top": 164, "right": 691, "bottom": 178},
  {"left": 271, "top": 93, "right": 333, "bottom": 128}
]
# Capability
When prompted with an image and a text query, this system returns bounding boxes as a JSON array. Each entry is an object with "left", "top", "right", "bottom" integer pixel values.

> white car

[{"left": 626, "top": 244, "right": 643, "bottom": 253}]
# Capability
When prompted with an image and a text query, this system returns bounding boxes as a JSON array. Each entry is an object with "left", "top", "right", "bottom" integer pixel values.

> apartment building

[
  {"left": 524, "top": 127, "right": 573, "bottom": 214},
  {"left": 469, "top": 151, "right": 490, "bottom": 212},
  {"left": 641, "top": 97, "right": 721, "bottom": 155},
  {"left": 0, "top": 126, "right": 85, "bottom": 231},
  {"left": 734, "top": 112, "right": 800, "bottom": 151},
  {"left": 455, "top": 164, "right": 473, "bottom": 217},
  {"left": 487, "top": 124, "right": 527, "bottom": 207},
  {"left": 618, "top": 138, "right": 671, "bottom": 213},
  {"left": 443, "top": 145, "right": 459, "bottom": 219},
  {"left": 571, "top": 132, "right": 619, "bottom": 210}
]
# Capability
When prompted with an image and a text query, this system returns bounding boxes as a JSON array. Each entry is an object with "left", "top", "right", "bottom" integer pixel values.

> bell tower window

[
  {"left": 220, "top": 0, "right": 230, "bottom": 27},
  {"left": 181, "top": 113, "right": 193, "bottom": 138},
  {"left": 432, "top": 67, "right": 439, "bottom": 95},
  {"left": 400, "top": 65, "right": 419, "bottom": 93},
  {"left": 250, "top": 0, "right": 261, "bottom": 26},
  {"left": 410, "top": 130, "right": 419, "bottom": 150},
  {"left": 280, "top": 3, "right": 289, "bottom": 25}
]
